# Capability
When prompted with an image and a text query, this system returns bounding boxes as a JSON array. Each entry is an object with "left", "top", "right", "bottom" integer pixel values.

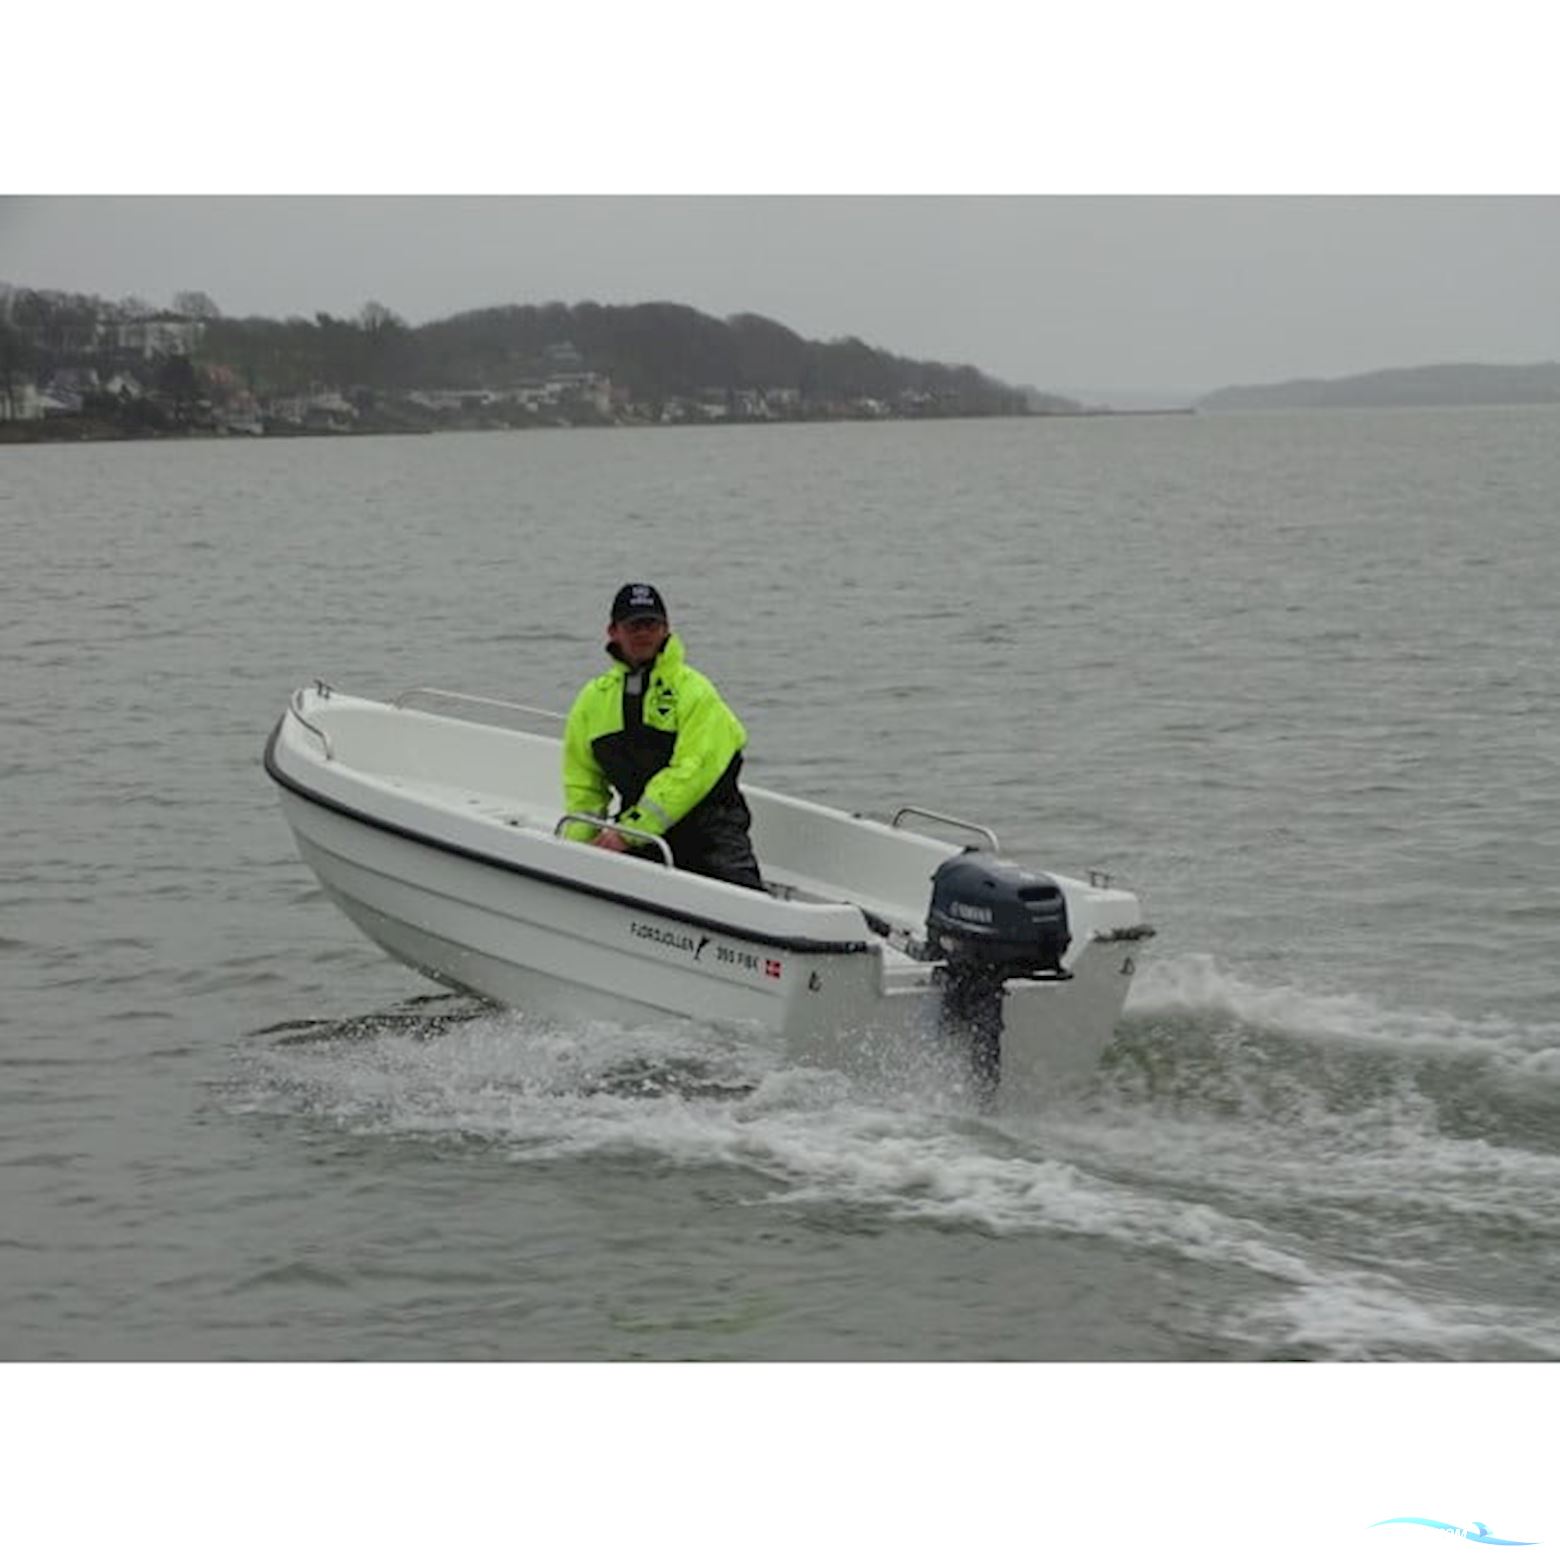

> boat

[{"left": 264, "top": 683, "right": 1154, "bottom": 1108}]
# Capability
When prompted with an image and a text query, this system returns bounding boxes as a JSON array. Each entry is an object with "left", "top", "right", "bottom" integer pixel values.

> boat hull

[{"left": 279, "top": 783, "right": 889, "bottom": 1032}]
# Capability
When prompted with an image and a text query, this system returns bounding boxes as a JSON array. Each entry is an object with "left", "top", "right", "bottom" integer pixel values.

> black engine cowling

[
  {"left": 925, "top": 851, "right": 1072, "bottom": 1105},
  {"left": 924, "top": 851, "right": 1071, "bottom": 979}
]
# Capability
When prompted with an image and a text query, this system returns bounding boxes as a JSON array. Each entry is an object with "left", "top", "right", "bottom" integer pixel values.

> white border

[
  {"left": 7, "top": 2, "right": 1556, "bottom": 192},
  {"left": 7, "top": 1364, "right": 1554, "bottom": 1559}
]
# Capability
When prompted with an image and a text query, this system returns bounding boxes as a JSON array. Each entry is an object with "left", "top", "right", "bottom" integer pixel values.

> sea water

[{"left": 4, "top": 407, "right": 1558, "bottom": 1360}]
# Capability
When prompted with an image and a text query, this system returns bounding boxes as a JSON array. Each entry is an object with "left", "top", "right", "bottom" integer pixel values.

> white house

[
  {"left": 298, "top": 388, "right": 358, "bottom": 429},
  {"left": 116, "top": 316, "right": 205, "bottom": 359},
  {"left": 545, "top": 370, "right": 613, "bottom": 414},
  {"left": 409, "top": 388, "right": 498, "bottom": 412},
  {"left": 264, "top": 389, "right": 356, "bottom": 429},
  {"left": 501, "top": 379, "right": 552, "bottom": 411},
  {"left": 0, "top": 378, "right": 43, "bottom": 421}
]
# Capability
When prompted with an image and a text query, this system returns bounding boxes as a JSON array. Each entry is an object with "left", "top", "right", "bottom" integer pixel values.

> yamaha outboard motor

[{"left": 925, "top": 851, "right": 1071, "bottom": 1103}]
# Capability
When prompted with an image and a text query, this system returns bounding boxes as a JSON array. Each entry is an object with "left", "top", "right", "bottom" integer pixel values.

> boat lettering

[
  {"left": 628, "top": 923, "right": 772, "bottom": 976},
  {"left": 629, "top": 920, "right": 699, "bottom": 953}
]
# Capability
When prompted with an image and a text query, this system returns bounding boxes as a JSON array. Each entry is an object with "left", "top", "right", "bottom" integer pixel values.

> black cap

[{"left": 611, "top": 582, "right": 668, "bottom": 623}]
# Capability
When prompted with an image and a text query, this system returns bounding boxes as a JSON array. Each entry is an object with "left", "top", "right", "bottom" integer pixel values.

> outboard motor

[{"left": 924, "top": 851, "right": 1071, "bottom": 1103}]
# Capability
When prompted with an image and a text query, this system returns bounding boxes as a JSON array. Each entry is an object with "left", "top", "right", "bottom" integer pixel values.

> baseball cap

[{"left": 611, "top": 583, "right": 668, "bottom": 623}]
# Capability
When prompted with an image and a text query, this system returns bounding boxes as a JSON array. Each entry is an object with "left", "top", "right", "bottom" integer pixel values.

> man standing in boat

[{"left": 562, "top": 583, "right": 764, "bottom": 890}]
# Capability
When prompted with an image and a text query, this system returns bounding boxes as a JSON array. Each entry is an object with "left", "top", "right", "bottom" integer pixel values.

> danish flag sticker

[{"left": 764, "top": 958, "right": 782, "bottom": 979}]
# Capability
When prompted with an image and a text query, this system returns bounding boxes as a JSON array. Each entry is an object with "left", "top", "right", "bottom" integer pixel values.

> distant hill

[
  {"left": 1200, "top": 361, "right": 1560, "bottom": 411},
  {"left": 392, "top": 300, "right": 1047, "bottom": 413}
]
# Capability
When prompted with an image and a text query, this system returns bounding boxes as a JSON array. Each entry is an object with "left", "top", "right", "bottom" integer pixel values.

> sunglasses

[{"left": 619, "top": 615, "right": 665, "bottom": 631}]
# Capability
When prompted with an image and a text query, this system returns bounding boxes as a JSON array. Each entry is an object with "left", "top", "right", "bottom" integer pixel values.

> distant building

[
  {"left": 116, "top": 315, "right": 204, "bottom": 359},
  {"left": 0, "top": 378, "right": 43, "bottom": 421},
  {"left": 299, "top": 388, "right": 358, "bottom": 429},
  {"left": 548, "top": 370, "right": 612, "bottom": 414},
  {"left": 39, "top": 388, "right": 83, "bottom": 417},
  {"left": 103, "top": 370, "right": 144, "bottom": 399},
  {"left": 502, "top": 379, "right": 551, "bottom": 412},
  {"left": 50, "top": 366, "right": 100, "bottom": 396},
  {"left": 219, "top": 389, "right": 263, "bottom": 435},
  {"left": 408, "top": 388, "right": 498, "bottom": 412},
  {"left": 543, "top": 340, "right": 585, "bottom": 371}
]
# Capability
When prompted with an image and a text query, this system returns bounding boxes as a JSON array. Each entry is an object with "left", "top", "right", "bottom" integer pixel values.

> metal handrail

[
  {"left": 289, "top": 688, "right": 334, "bottom": 759},
  {"left": 554, "top": 812, "right": 674, "bottom": 868},
  {"left": 393, "top": 687, "right": 565, "bottom": 723},
  {"left": 889, "top": 805, "right": 999, "bottom": 852}
]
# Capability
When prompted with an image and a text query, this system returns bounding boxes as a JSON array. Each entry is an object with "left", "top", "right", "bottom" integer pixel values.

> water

[{"left": 4, "top": 408, "right": 1558, "bottom": 1361}]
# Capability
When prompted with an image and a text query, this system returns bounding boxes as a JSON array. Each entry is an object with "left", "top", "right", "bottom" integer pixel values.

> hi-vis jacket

[{"left": 561, "top": 633, "right": 748, "bottom": 844}]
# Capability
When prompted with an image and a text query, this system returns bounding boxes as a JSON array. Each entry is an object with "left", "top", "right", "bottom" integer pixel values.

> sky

[
  {"left": 5, "top": 194, "right": 1557, "bottom": 398},
  {"left": 6, "top": 3, "right": 1557, "bottom": 400}
]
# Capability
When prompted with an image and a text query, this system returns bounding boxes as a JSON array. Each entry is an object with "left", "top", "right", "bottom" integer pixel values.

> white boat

[{"left": 264, "top": 683, "right": 1154, "bottom": 1107}]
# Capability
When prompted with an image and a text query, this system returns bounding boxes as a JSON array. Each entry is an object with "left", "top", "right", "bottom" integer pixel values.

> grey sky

[{"left": 4, "top": 196, "right": 1557, "bottom": 395}]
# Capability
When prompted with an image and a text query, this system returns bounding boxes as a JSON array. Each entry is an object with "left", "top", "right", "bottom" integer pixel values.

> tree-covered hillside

[{"left": 202, "top": 298, "right": 1038, "bottom": 412}]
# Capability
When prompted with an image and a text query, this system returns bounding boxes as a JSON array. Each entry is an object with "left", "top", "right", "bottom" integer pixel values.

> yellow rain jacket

[{"left": 561, "top": 633, "right": 749, "bottom": 849}]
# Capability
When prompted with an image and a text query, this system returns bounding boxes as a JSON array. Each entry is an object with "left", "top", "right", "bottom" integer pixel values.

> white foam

[
  {"left": 1127, "top": 952, "right": 1560, "bottom": 1061},
  {"left": 240, "top": 1005, "right": 1326, "bottom": 1287},
  {"left": 1252, "top": 1272, "right": 1560, "bottom": 1362},
  {"left": 231, "top": 977, "right": 1560, "bottom": 1359}
]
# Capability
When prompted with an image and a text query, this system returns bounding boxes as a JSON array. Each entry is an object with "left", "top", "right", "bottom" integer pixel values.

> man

[{"left": 561, "top": 583, "right": 764, "bottom": 890}]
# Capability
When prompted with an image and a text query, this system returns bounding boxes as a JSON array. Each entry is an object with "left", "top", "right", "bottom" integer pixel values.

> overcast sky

[{"left": 4, "top": 196, "right": 1557, "bottom": 396}]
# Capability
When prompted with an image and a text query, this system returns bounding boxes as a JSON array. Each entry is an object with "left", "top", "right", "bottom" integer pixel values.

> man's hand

[{"left": 592, "top": 828, "right": 631, "bottom": 853}]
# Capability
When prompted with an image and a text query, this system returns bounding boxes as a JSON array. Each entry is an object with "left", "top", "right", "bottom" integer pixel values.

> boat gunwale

[{"left": 263, "top": 717, "right": 874, "bottom": 957}]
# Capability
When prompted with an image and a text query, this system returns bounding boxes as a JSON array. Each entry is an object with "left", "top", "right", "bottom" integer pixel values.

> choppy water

[{"left": 4, "top": 408, "right": 1558, "bottom": 1360}]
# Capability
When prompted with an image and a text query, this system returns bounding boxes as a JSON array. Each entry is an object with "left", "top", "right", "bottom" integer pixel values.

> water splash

[{"left": 222, "top": 959, "right": 1560, "bottom": 1360}]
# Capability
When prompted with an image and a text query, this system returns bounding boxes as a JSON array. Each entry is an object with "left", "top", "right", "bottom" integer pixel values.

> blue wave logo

[{"left": 1372, "top": 1519, "right": 1537, "bottom": 1547}]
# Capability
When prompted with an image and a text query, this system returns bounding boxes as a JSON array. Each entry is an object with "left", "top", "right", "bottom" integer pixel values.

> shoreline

[{"left": 0, "top": 405, "right": 1198, "bottom": 447}]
